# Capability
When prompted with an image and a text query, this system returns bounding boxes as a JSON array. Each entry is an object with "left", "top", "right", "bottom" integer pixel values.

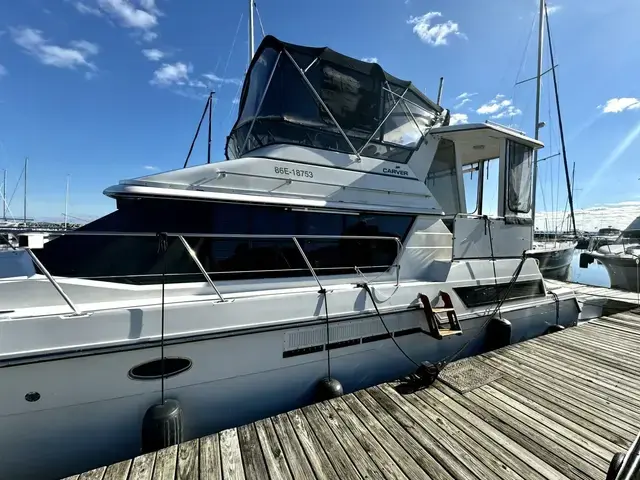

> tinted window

[{"left": 35, "top": 200, "right": 414, "bottom": 285}]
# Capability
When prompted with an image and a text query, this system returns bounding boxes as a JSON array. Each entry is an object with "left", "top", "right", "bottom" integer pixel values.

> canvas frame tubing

[{"left": 238, "top": 47, "right": 444, "bottom": 160}]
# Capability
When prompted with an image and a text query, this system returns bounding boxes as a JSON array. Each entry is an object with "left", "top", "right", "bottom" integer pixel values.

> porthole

[{"left": 128, "top": 357, "right": 192, "bottom": 380}]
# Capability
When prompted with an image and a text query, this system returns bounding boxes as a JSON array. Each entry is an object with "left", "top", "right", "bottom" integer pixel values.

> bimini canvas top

[{"left": 226, "top": 35, "right": 450, "bottom": 164}]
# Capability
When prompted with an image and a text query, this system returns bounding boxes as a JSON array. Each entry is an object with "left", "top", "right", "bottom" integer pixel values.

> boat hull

[
  {"left": 0, "top": 298, "right": 579, "bottom": 480},
  {"left": 595, "top": 255, "right": 640, "bottom": 292},
  {"left": 526, "top": 244, "right": 575, "bottom": 280}
]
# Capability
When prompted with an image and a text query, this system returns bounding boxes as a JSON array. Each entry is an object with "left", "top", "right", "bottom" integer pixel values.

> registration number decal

[{"left": 274, "top": 166, "right": 314, "bottom": 179}]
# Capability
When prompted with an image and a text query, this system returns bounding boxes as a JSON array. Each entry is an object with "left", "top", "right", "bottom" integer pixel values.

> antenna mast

[{"left": 530, "top": 0, "right": 545, "bottom": 241}]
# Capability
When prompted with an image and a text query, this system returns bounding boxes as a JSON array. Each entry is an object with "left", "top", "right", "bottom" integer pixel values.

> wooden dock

[
  {"left": 66, "top": 304, "right": 640, "bottom": 480},
  {"left": 545, "top": 278, "right": 640, "bottom": 305}
]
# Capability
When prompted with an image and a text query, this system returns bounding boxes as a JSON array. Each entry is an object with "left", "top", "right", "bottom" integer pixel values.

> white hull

[
  {"left": 1, "top": 294, "right": 578, "bottom": 479},
  {"left": 596, "top": 256, "right": 640, "bottom": 292}
]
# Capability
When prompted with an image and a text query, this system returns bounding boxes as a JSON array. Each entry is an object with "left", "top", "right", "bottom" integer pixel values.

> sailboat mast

[
  {"left": 23, "top": 157, "right": 28, "bottom": 224},
  {"left": 545, "top": 5, "right": 577, "bottom": 238},
  {"left": 64, "top": 174, "right": 70, "bottom": 230},
  {"left": 2, "top": 169, "right": 6, "bottom": 221},
  {"left": 530, "top": 0, "right": 545, "bottom": 240},
  {"left": 249, "top": 0, "right": 255, "bottom": 63}
]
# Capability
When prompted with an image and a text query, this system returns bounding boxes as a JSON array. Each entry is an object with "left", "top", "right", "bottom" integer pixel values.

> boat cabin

[{"left": 31, "top": 36, "right": 542, "bottom": 286}]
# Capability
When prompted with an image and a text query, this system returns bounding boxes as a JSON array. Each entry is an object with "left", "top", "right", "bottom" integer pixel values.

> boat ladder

[{"left": 418, "top": 292, "right": 463, "bottom": 340}]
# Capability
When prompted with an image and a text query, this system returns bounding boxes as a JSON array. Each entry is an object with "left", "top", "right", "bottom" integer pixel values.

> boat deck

[{"left": 66, "top": 301, "right": 640, "bottom": 480}]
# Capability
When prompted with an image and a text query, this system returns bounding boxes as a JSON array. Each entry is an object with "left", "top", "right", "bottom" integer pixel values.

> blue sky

[{"left": 0, "top": 0, "right": 639, "bottom": 223}]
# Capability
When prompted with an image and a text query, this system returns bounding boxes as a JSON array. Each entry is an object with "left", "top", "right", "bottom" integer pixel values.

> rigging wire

[
  {"left": 254, "top": 2, "right": 267, "bottom": 39},
  {"left": 7, "top": 166, "right": 24, "bottom": 209},
  {"left": 509, "top": 14, "right": 538, "bottom": 127},
  {"left": 216, "top": 13, "right": 244, "bottom": 102}
]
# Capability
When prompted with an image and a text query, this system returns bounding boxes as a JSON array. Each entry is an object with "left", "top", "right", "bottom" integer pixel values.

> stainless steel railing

[
  {"left": 13, "top": 230, "right": 403, "bottom": 317},
  {"left": 611, "top": 431, "right": 640, "bottom": 480}
]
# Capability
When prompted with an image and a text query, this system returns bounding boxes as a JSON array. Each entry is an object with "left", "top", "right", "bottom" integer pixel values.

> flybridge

[{"left": 226, "top": 35, "right": 450, "bottom": 164}]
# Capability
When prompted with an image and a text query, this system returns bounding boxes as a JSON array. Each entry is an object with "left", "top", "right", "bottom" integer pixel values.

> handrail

[
  {"left": 16, "top": 231, "right": 403, "bottom": 316},
  {"left": 613, "top": 431, "right": 640, "bottom": 480},
  {"left": 178, "top": 236, "right": 225, "bottom": 302},
  {"left": 22, "top": 247, "right": 83, "bottom": 316}
]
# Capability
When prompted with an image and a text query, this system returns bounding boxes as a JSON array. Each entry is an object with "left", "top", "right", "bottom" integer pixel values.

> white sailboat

[
  {"left": 523, "top": 1, "right": 577, "bottom": 279},
  {"left": 0, "top": 7, "right": 579, "bottom": 480}
]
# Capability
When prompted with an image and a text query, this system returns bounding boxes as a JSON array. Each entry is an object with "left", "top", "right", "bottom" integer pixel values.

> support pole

[{"left": 436, "top": 77, "right": 444, "bottom": 106}]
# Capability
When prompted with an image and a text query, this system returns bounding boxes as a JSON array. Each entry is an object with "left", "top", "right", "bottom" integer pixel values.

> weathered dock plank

[{"left": 67, "top": 294, "right": 640, "bottom": 480}]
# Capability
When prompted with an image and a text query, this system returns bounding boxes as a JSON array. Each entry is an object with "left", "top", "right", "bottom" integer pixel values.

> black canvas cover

[{"left": 226, "top": 35, "right": 449, "bottom": 162}]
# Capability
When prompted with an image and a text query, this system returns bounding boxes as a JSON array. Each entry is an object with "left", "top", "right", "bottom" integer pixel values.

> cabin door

[{"left": 453, "top": 139, "right": 534, "bottom": 260}]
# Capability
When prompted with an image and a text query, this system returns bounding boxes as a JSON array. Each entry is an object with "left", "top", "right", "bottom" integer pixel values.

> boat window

[
  {"left": 238, "top": 47, "right": 280, "bottom": 126},
  {"left": 480, "top": 158, "right": 500, "bottom": 216},
  {"left": 462, "top": 162, "right": 481, "bottom": 214},
  {"left": 506, "top": 140, "right": 533, "bottom": 214},
  {"left": 620, "top": 230, "right": 640, "bottom": 242},
  {"left": 426, "top": 139, "right": 460, "bottom": 214},
  {"left": 34, "top": 200, "right": 414, "bottom": 285}
]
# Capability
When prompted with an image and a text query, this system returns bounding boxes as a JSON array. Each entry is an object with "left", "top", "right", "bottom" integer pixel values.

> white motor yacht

[
  {"left": 0, "top": 35, "right": 579, "bottom": 479},
  {"left": 581, "top": 216, "right": 640, "bottom": 291}
]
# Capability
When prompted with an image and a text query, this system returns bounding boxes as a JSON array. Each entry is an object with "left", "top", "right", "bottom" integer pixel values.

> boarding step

[{"left": 418, "top": 292, "right": 463, "bottom": 340}]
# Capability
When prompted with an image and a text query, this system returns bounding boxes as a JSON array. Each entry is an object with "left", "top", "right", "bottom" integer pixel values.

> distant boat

[
  {"left": 527, "top": 240, "right": 576, "bottom": 279},
  {"left": 587, "top": 226, "right": 621, "bottom": 250},
  {"left": 581, "top": 217, "right": 640, "bottom": 291}
]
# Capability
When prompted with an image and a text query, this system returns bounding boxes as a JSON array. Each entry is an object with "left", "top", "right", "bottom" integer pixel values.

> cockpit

[{"left": 225, "top": 35, "right": 449, "bottom": 163}]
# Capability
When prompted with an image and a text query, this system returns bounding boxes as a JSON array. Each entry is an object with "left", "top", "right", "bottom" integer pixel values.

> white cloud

[
  {"left": 456, "top": 92, "right": 476, "bottom": 100},
  {"left": 546, "top": 3, "right": 562, "bottom": 15},
  {"left": 453, "top": 92, "right": 476, "bottom": 110},
  {"left": 188, "top": 79, "right": 208, "bottom": 89},
  {"left": 232, "top": 97, "right": 240, "bottom": 105},
  {"left": 454, "top": 98, "right": 471, "bottom": 110},
  {"left": 360, "top": 57, "right": 378, "bottom": 63},
  {"left": 143, "top": 165, "right": 158, "bottom": 171},
  {"left": 491, "top": 105, "right": 523, "bottom": 119},
  {"left": 142, "top": 48, "right": 164, "bottom": 61},
  {"left": 151, "top": 62, "right": 191, "bottom": 86},
  {"left": 73, "top": 1, "right": 103, "bottom": 16},
  {"left": 476, "top": 94, "right": 522, "bottom": 119},
  {"left": 10, "top": 27, "right": 98, "bottom": 72},
  {"left": 97, "top": 0, "right": 157, "bottom": 29},
  {"left": 70, "top": 39, "right": 100, "bottom": 55},
  {"left": 0, "top": 64, "right": 7, "bottom": 77},
  {"left": 141, "top": 31, "right": 158, "bottom": 42},
  {"left": 407, "top": 12, "right": 465, "bottom": 46},
  {"left": 449, "top": 113, "right": 468, "bottom": 125},
  {"left": 599, "top": 98, "right": 640, "bottom": 114},
  {"left": 202, "top": 73, "right": 242, "bottom": 86},
  {"left": 537, "top": 201, "right": 640, "bottom": 232}
]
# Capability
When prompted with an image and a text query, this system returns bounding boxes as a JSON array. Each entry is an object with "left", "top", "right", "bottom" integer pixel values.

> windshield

[{"left": 226, "top": 39, "right": 443, "bottom": 163}]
